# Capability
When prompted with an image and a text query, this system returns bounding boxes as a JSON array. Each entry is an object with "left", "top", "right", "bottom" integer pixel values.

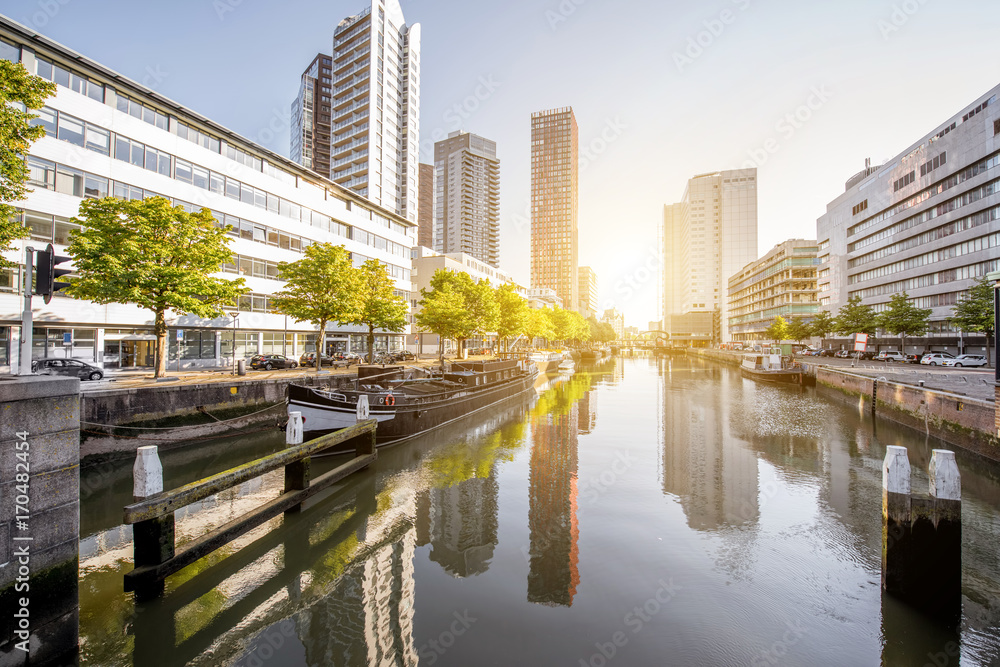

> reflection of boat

[
  {"left": 558, "top": 351, "right": 575, "bottom": 372},
  {"left": 740, "top": 350, "right": 802, "bottom": 384},
  {"left": 288, "top": 360, "right": 540, "bottom": 445},
  {"left": 529, "top": 351, "right": 563, "bottom": 374}
]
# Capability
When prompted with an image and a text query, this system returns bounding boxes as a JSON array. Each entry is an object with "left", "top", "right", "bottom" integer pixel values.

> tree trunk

[
  {"left": 316, "top": 319, "right": 326, "bottom": 371},
  {"left": 153, "top": 309, "right": 167, "bottom": 379},
  {"left": 367, "top": 325, "right": 376, "bottom": 365}
]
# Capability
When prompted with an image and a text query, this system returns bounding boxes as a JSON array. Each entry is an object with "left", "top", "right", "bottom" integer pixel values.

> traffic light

[{"left": 35, "top": 243, "right": 72, "bottom": 304}]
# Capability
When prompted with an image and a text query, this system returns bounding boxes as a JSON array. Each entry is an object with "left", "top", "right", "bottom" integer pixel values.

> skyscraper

[
  {"left": 433, "top": 131, "right": 501, "bottom": 267},
  {"left": 417, "top": 163, "right": 434, "bottom": 249},
  {"left": 577, "top": 266, "right": 598, "bottom": 318},
  {"left": 290, "top": 0, "right": 420, "bottom": 221},
  {"left": 531, "top": 107, "right": 579, "bottom": 311},
  {"left": 662, "top": 169, "right": 758, "bottom": 344},
  {"left": 290, "top": 53, "right": 332, "bottom": 177}
]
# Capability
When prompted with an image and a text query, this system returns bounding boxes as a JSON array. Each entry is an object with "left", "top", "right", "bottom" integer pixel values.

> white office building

[
  {"left": 0, "top": 18, "right": 415, "bottom": 372},
  {"left": 290, "top": 0, "right": 420, "bottom": 223}
]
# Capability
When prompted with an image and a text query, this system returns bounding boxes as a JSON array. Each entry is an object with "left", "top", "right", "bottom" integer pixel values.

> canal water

[{"left": 77, "top": 355, "right": 1000, "bottom": 666}]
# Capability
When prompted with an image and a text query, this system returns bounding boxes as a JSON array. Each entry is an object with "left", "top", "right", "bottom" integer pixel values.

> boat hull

[
  {"left": 739, "top": 367, "right": 803, "bottom": 384},
  {"left": 289, "top": 366, "right": 540, "bottom": 448}
]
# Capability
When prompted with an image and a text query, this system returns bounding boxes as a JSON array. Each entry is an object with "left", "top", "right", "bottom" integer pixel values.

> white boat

[
  {"left": 529, "top": 351, "right": 563, "bottom": 374},
  {"left": 740, "top": 349, "right": 803, "bottom": 384}
]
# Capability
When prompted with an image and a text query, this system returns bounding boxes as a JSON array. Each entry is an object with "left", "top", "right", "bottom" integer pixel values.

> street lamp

[{"left": 231, "top": 313, "right": 240, "bottom": 375}]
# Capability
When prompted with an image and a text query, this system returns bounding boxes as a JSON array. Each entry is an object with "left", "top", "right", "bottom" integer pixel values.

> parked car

[
  {"left": 834, "top": 350, "right": 851, "bottom": 358},
  {"left": 332, "top": 352, "right": 361, "bottom": 364},
  {"left": 905, "top": 353, "right": 926, "bottom": 364},
  {"left": 818, "top": 349, "right": 837, "bottom": 357},
  {"left": 249, "top": 354, "right": 298, "bottom": 370},
  {"left": 920, "top": 353, "right": 956, "bottom": 366},
  {"left": 299, "top": 352, "right": 334, "bottom": 367},
  {"left": 32, "top": 358, "right": 104, "bottom": 381},
  {"left": 941, "top": 354, "right": 988, "bottom": 368},
  {"left": 875, "top": 351, "right": 906, "bottom": 362}
]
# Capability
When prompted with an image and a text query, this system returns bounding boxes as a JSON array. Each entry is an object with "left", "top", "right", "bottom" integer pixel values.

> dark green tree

[
  {"left": 809, "top": 310, "right": 837, "bottom": 342},
  {"left": 950, "top": 276, "right": 996, "bottom": 366},
  {"left": 494, "top": 283, "right": 529, "bottom": 352},
  {"left": 835, "top": 296, "right": 879, "bottom": 338},
  {"left": 787, "top": 317, "right": 812, "bottom": 344},
  {"left": 348, "top": 259, "right": 408, "bottom": 364},
  {"left": 765, "top": 316, "right": 791, "bottom": 344},
  {"left": 878, "top": 291, "right": 931, "bottom": 353}
]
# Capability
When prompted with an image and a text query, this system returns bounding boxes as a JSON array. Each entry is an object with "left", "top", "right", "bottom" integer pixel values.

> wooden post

[
  {"left": 131, "top": 446, "right": 172, "bottom": 600},
  {"left": 355, "top": 396, "right": 376, "bottom": 458},
  {"left": 882, "top": 446, "right": 963, "bottom": 625},
  {"left": 284, "top": 412, "right": 309, "bottom": 513}
]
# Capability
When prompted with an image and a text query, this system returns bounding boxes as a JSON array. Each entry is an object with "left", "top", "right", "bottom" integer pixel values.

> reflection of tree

[{"left": 415, "top": 405, "right": 529, "bottom": 578}]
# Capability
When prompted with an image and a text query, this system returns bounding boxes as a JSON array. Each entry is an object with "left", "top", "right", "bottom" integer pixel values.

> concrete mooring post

[
  {"left": 131, "top": 446, "right": 172, "bottom": 601},
  {"left": 882, "top": 446, "right": 962, "bottom": 624}
]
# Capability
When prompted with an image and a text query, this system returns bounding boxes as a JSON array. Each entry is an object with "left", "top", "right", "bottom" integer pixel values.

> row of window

[
  {"left": 849, "top": 201, "right": 1000, "bottom": 268},
  {"left": 849, "top": 231, "right": 1000, "bottom": 284},
  {"left": 849, "top": 259, "right": 1000, "bottom": 301},
  {"left": 893, "top": 171, "right": 915, "bottom": 193},
  {"left": 873, "top": 293, "right": 960, "bottom": 312},
  {"left": 848, "top": 151, "right": 1000, "bottom": 237},
  {"left": 30, "top": 121, "right": 410, "bottom": 262},
  {"left": 920, "top": 152, "right": 947, "bottom": 178},
  {"left": 852, "top": 199, "right": 868, "bottom": 217}
]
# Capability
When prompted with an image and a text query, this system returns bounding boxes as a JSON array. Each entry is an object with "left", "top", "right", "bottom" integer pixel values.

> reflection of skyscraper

[
  {"left": 528, "top": 407, "right": 580, "bottom": 607},
  {"left": 578, "top": 389, "right": 596, "bottom": 434},
  {"left": 301, "top": 525, "right": 417, "bottom": 667},
  {"left": 659, "top": 363, "right": 759, "bottom": 530},
  {"left": 415, "top": 474, "right": 499, "bottom": 578}
]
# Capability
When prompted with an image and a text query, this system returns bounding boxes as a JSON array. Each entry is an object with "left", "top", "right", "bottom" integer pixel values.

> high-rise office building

[
  {"left": 577, "top": 266, "right": 598, "bottom": 318},
  {"left": 290, "top": 53, "right": 332, "bottom": 177},
  {"left": 434, "top": 131, "right": 500, "bottom": 268},
  {"left": 818, "top": 84, "right": 1000, "bottom": 355},
  {"left": 531, "top": 107, "right": 579, "bottom": 312},
  {"left": 417, "top": 163, "right": 434, "bottom": 249},
  {"left": 290, "top": 0, "right": 420, "bottom": 221},
  {"left": 662, "top": 169, "right": 758, "bottom": 344}
]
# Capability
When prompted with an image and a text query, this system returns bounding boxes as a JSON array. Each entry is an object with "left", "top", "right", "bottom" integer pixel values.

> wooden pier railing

[{"left": 123, "top": 397, "right": 376, "bottom": 599}]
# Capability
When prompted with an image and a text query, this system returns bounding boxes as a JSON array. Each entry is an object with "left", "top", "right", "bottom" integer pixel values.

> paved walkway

[{"left": 823, "top": 361, "right": 996, "bottom": 402}]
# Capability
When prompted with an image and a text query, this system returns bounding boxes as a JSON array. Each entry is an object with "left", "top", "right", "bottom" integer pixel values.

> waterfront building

[
  {"left": 417, "top": 162, "right": 434, "bottom": 248},
  {"left": 526, "top": 288, "right": 563, "bottom": 310},
  {"left": 727, "top": 239, "right": 820, "bottom": 344},
  {"left": 601, "top": 308, "right": 625, "bottom": 340},
  {"left": 434, "top": 131, "right": 500, "bottom": 268},
  {"left": 531, "top": 107, "right": 579, "bottom": 312},
  {"left": 290, "top": 0, "right": 420, "bottom": 221},
  {"left": 0, "top": 18, "right": 415, "bottom": 372},
  {"left": 662, "top": 169, "right": 758, "bottom": 345},
  {"left": 409, "top": 246, "right": 525, "bottom": 355},
  {"left": 577, "top": 266, "right": 598, "bottom": 319},
  {"left": 817, "top": 84, "right": 1000, "bottom": 355}
]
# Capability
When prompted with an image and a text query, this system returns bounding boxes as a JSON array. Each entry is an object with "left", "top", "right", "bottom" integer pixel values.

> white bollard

[
  {"left": 286, "top": 411, "right": 303, "bottom": 445},
  {"left": 357, "top": 394, "right": 370, "bottom": 422},
  {"left": 929, "top": 450, "right": 961, "bottom": 501},
  {"left": 133, "top": 446, "right": 163, "bottom": 499},
  {"left": 883, "top": 446, "right": 911, "bottom": 495}
]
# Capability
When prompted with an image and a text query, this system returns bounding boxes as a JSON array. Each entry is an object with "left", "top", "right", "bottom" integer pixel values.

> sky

[{"left": 2, "top": 0, "right": 999, "bottom": 328}]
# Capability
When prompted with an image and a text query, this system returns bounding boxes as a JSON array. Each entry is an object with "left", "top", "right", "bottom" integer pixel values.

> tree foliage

[
  {"left": 786, "top": 317, "right": 812, "bottom": 343},
  {"left": 416, "top": 281, "right": 469, "bottom": 363},
  {"left": 526, "top": 307, "right": 556, "bottom": 344},
  {"left": 878, "top": 292, "right": 931, "bottom": 350},
  {"left": 0, "top": 60, "right": 57, "bottom": 266},
  {"left": 494, "top": 283, "right": 529, "bottom": 351},
  {"left": 765, "top": 316, "right": 791, "bottom": 343},
  {"left": 809, "top": 310, "right": 836, "bottom": 340},
  {"left": 418, "top": 269, "right": 497, "bottom": 359},
  {"left": 950, "top": 276, "right": 996, "bottom": 365},
  {"left": 67, "top": 197, "right": 246, "bottom": 377},
  {"left": 835, "top": 296, "right": 879, "bottom": 337},
  {"left": 272, "top": 242, "right": 358, "bottom": 371},
  {"left": 348, "top": 259, "right": 408, "bottom": 363}
]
